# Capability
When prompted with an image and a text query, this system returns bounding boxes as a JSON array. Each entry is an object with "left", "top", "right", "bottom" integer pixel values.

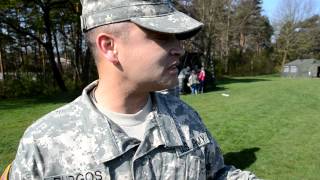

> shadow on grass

[
  {"left": 0, "top": 92, "right": 80, "bottom": 110},
  {"left": 217, "top": 77, "right": 270, "bottom": 85},
  {"left": 223, "top": 147, "right": 260, "bottom": 169},
  {"left": 204, "top": 77, "right": 270, "bottom": 93}
]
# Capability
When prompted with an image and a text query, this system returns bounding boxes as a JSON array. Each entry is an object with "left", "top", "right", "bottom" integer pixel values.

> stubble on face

[{"left": 116, "top": 24, "right": 181, "bottom": 92}]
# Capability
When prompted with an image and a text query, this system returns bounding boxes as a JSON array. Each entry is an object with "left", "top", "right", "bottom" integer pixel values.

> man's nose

[{"left": 170, "top": 40, "right": 185, "bottom": 57}]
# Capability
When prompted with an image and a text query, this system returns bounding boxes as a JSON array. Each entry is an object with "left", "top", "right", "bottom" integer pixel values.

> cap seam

[
  {"left": 131, "top": 11, "right": 175, "bottom": 19},
  {"left": 82, "top": 7, "right": 175, "bottom": 21},
  {"left": 82, "top": 2, "right": 171, "bottom": 16}
]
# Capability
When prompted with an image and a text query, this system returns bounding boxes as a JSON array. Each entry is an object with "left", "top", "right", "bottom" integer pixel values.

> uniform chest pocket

[
  {"left": 160, "top": 149, "right": 205, "bottom": 180},
  {"left": 176, "top": 144, "right": 207, "bottom": 180},
  {"left": 185, "top": 155, "right": 201, "bottom": 180}
]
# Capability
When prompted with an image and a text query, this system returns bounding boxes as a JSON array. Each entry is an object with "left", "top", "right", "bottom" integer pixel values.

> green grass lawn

[
  {"left": 182, "top": 76, "right": 320, "bottom": 180},
  {"left": 0, "top": 94, "right": 75, "bottom": 173},
  {"left": 1, "top": 76, "right": 320, "bottom": 179}
]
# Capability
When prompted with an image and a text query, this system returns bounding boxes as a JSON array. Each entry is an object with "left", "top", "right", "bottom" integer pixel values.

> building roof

[{"left": 285, "top": 59, "right": 320, "bottom": 66}]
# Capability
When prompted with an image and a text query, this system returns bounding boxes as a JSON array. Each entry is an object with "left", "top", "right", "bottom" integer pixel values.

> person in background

[
  {"left": 198, "top": 67, "right": 206, "bottom": 93},
  {"left": 4, "top": 0, "right": 260, "bottom": 179},
  {"left": 188, "top": 69, "right": 199, "bottom": 95},
  {"left": 178, "top": 66, "right": 190, "bottom": 94}
]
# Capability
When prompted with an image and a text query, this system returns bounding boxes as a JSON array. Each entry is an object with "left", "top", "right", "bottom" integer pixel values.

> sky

[
  {"left": 261, "top": 0, "right": 320, "bottom": 21},
  {"left": 261, "top": 0, "right": 279, "bottom": 19}
]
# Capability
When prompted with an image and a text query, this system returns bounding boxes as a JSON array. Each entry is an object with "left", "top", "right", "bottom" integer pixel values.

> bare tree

[{"left": 272, "top": 0, "right": 318, "bottom": 69}]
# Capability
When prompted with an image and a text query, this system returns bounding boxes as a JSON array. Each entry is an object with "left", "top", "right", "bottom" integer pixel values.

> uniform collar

[
  {"left": 151, "top": 93, "right": 184, "bottom": 148},
  {"left": 80, "top": 81, "right": 184, "bottom": 164},
  {"left": 132, "top": 93, "right": 185, "bottom": 160}
]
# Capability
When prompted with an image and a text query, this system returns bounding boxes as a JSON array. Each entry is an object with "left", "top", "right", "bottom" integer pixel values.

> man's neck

[{"left": 94, "top": 79, "right": 150, "bottom": 114}]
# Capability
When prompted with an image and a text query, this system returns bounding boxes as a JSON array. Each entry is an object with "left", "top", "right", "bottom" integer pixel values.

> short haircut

[{"left": 85, "top": 22, "right": 131, "bottom": 64}]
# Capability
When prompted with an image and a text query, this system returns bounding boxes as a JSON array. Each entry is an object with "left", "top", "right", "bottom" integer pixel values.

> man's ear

[{"left": 96, "top": 33, "right": 119, "bottom": 64}]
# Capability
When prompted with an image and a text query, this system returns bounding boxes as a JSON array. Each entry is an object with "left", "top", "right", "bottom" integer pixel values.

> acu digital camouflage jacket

[{"left": 9, "top": 81, "right": 259, "bottom": 180}]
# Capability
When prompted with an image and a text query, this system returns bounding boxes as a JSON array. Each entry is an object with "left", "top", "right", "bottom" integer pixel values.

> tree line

[
  {"left": 0, "top": 0, "right": 319, "bottom": 97},
  {"left": 180, "top": 0, "right": 320, "bottom": 76}
]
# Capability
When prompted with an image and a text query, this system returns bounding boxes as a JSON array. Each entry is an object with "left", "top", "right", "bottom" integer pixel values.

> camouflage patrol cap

[{"left": 80, "top": 0, "right": 203, "bottom": 39}]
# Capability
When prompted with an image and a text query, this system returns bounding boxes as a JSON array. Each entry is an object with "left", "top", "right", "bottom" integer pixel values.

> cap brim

[{"left": 131, "top": 11, "right": 203, "bottom": 40}]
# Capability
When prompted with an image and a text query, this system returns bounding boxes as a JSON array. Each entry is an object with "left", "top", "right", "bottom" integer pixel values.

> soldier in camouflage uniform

[{"left": 8, "top": 0, "right": 260, "bottom": 179}]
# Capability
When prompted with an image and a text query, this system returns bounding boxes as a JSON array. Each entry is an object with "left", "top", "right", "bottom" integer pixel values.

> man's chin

[
  {"left": 148, "top": 78, "right": 178, "bottom": 92},
  {"left": 157, "top": 83, "right": 178, "bottom": 92}
]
